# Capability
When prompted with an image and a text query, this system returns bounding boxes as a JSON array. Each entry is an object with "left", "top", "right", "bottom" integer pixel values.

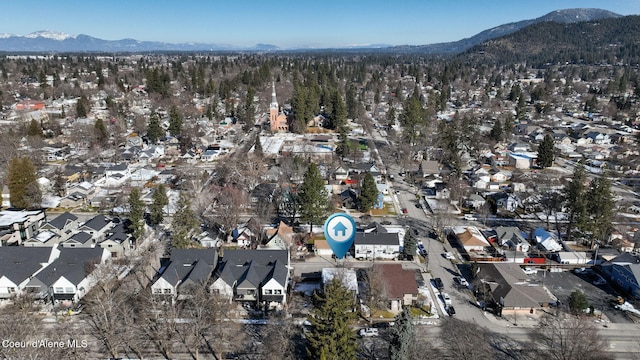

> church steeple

[{"left": 270, "top": 82, "right": 278, "bottom": 109}]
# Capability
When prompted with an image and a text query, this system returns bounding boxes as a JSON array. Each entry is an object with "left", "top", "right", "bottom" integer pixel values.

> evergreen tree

[
  {"left": 568, "top": 289, "right": 589, "bottom": 314},
  {"left": 7, "top": 157, "right": 40, "bottom": 209},
  {"left": 254, "top": 133, "right": 263, "bottom": 157},
  {"left": 515, "top": 95, "right": 527, "bottom": 120},
  {"left": 147, "top": 112, "right": 163, "bottom": 143},
  {"left": 359, "top": 172, "right": 379, "bottom": 213},
  {"left": 389, "top": 309, "right": 416, "bottom": 360},
  {"left": 402, "top": 228, "right": 417, "bottom": 259},
  {"left": 489, "top": 119, "right": 503, "bottom": 142},
  {"left": 128, "top": 188, "right": 145, "bottom": 240},
  {"left": 168, "top": 105, "right": 183, "bottom": 136},
  {"left": 299, "top": 163, "right": 330, "bottom": 233},
  {"left": 387, "top": 106, "right": 396, "bottom": 126},
  {"left": 503, "top": 115, "right": 514, "bottom": 140},
  {"left": 171, "top": 192, "right": 199, "bottom": 248},
  {"left": 27, "top": 119, "right": 42, "bottom": 137},
  {"left": 149, "top": 184, "right": 169, "bottom": 226},
  {"left": 537, "top": 134, "right": 555, "bottom": 168},
  {"left": 76, "top": 95, "right": 89, "bottom": 118},
  {"left": 331, "top": 91, "right": 347, "bottom": 130},
  {"left": 585, "top": 174, "right": 615, "bottom": 247},
  {"left": 306, "top": 278, "right": 357, "bottom": 360},
  {"left": 564, "top": 164, "right": 588, "bottom": 242},
  {"left": 94, "top": 118, "right": 109, "bottom": 147}
]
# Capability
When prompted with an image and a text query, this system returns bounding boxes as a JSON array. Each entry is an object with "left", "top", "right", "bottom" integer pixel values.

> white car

[
  {"left": 358, "top": 328, "right": 379, "bottom": 337},
  {"left": 522, "top": 267, "right": 537, "bottom": 275},
  {"left": 455, "top": 276, "right": 469, "bottom": 287},
  {"left": 443, "top": 252, "right": 455, "bottom": 260},
  {"left": 441, "top": 293, "right": 452, "bottom": 306}
]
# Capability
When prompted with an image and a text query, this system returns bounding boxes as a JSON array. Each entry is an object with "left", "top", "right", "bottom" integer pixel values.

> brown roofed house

[{"left": 374, "top": 263, "right": 419, "bottom": 313}]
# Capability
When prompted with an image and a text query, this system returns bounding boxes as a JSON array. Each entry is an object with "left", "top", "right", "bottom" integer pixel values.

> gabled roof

[
  {"left": 81, "top": 215, "right": 111, "bottom": 231},
  {"left": 355, "top": 231, "right": 400, "bottom": 246},
  {"left": 67, "top": 231, "right": 93, "bottom": 244},
  {"left": 374, "top": 263, "right": 418, "bottom": 300},
  {"left": 215, "top": 249, "right": 289, "bottom": 289},
  {"left": 478, "top": 263, "right": 554, "bottom": 308},
  {"left": 495, "top": 226, "right": 527, "bottom": 246},
  {"left": 46, "top": 212, "right": 78, "bottom": 230},
  {"left": 34, "top": 248, "right": 105, "bottom": 286},
  {"left": 159, "top": 248, "right": 218, "bottom": 287},
  {"left": 0, "top": 247, "right": 53, "bottom": 284}
]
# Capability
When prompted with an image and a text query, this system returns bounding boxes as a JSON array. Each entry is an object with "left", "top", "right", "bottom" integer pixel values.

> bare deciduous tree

[
  {"left": 526, "top": 314, "right": 613, "bottom": 360},
  {"left": 439, "top": 317, "right": 494, "bottom": 360}
]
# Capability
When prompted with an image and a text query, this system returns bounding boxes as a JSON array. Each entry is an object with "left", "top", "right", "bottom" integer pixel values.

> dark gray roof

[
  {"left": 355, "top": 232, "right": 400, "bottom": 246},
  {"left": 216, "top": 250, "right": 289, "bottom": 288},
  {"left": 68, "top": 231, "right": 93, "bottom": 244},
  {"left": 47, "top": 212, "right": 78, "bottom": 230},
  {"left": 82, "top": 214, "right": 110, "bottom": 231},
  {"left": 160, "top": 248, "right": 218, "bottom": 287},
  {"left": 34, "top": 248, "right": 105, "bottom": 286},
  {"left": 0, "top": 247, "right": 52, "bottom": 284},
  {"left": 107, "top": 163, "right": 128, "bottom": 172}
]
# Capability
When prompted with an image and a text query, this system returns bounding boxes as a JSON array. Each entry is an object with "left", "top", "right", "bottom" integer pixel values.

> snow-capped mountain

[
  {"left": 0, "top": 8, "right": 625, "bottom": 53},
  {"left": 24, "top": 30, "right": 76, "bottom": 41}
]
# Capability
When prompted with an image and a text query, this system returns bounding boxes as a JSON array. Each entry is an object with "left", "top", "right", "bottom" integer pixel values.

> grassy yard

[
  {"left": 370, "top": 202, "right": 396, "bottom": 216},
  {"left": 408, "top": 305, "right": 432, "bottom": 318},
  {"left": 370, "top": 309, "right": 396, "bottom": 319}
]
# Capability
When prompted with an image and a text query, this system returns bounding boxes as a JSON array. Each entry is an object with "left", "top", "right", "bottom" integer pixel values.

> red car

[{"left": 401, "top": 208, "right": 408, "bottom": 214}]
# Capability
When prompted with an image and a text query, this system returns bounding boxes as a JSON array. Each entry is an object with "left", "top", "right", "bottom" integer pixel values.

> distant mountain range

[{"left": 0, "top": 8, "right": 624, "bottom": 53}]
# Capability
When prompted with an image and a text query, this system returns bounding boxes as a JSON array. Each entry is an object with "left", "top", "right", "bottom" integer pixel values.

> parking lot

[{"left": 530, "top": 270, "right": 635, "bottom": 323}]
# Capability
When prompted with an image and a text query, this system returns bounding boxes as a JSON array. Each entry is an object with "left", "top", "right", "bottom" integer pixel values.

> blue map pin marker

[{"left": 323, "top": 213, "right": 356, "bottom": 259}]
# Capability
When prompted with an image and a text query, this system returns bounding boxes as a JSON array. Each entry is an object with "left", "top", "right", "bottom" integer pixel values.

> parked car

[
  {"left": 522, "top": 267, "right": 537, "bottom": 275},
  {"left": 446, "top": 305, "right": 456, "bottom": 316},
  {"left": 358, "top": 328, "right": 379, "bottom": 337},
  {"left": 463, "top": 214, "right": 477, "bottom": 221},
  {"left": 401, "top": 208, "right": 408, "bottom": 214},
  {"left": 442, "top": 252, "right": 455, "bottom": 260},
  {"left": 441, "top": 293, "right": 452, "bottom": 306},
  {"left": 433, "top": 278, "right": 444, "bottom": 290},
  {"left": 454, "top": 276, "right": 469, "bottom": 287}
]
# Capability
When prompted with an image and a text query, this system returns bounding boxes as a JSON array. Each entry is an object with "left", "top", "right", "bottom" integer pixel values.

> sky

[{"left": 1, "top": 0, "right": 639, "bottom": 48}]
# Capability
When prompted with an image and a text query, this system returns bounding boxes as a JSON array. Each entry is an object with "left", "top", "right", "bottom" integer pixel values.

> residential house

[
  {"left": 451, "top": 226, "right": 491, "bottom": 252},
  {"left": 98, "top": 222, "right": 132, "bottom": 258},
  {"left": 495, "top": 226, "right": 530, "bottom": 252},
  {"left": 26, "top": 247, "right": 110, "bottom": 303},
  {"left": 600, "top": 253, "right": 640, "bottom": 298},
  {"left": 464, "top": 194, "right": 486, "bottom": 209},
  {"left": 531, "top": 227, "right": 563, "bottom": 252},
  {"left": 417, "top": 160, "right": 441, "bottom": 178},
  {"left": 60, "top": 232, "right": 95, "bottom": 248},
  {"left": 0, "top": 247, "right": 59, "bottom": 298},
  {"left": 334, "top": 165, "right": 349, "bottom": 182},
  {"left": 37, "top": 212, "right": 79, "bottom": 243},
  {"left": 151, "top": 248, "right": 218, "bottom": 298},
  {"left": 374, "top": 263, "right": 419, "bottom": 313},
  {"left": 508, "top": 153, "right": 537, "bottom": 169},
  {"left": 586, "top": 131, "right": 611, "bottom": 145},
  {"left": 354, "top": 229, "right": 401, "bottom": 260},
  {"left": 488, "top": 192, "right": 520, "bottom": 212},
  {"left": 265, "top": 221, "right": 294, "bottom": 250},
  {"left": 210, "top": 249, "right": 290, "bottom": 307},
  {"left": 231, "top": 225, "right": 256, "bottom": 247},
  {"left": 78, "top": 214, "right": 113, "bottom": 243},
  {"left": 476, "top": 263, "right": 555, "bottom": 316},
  {"left": 0, "top": 209, "right": 47, "bottom": 246},
  {"left": 314, "top": 239, "right": 333, "bottom": 257}
]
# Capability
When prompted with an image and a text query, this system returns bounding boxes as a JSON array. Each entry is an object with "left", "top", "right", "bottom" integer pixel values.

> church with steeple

[{"left": 269, "top": 82, "right": 288, "bottom": 132}]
